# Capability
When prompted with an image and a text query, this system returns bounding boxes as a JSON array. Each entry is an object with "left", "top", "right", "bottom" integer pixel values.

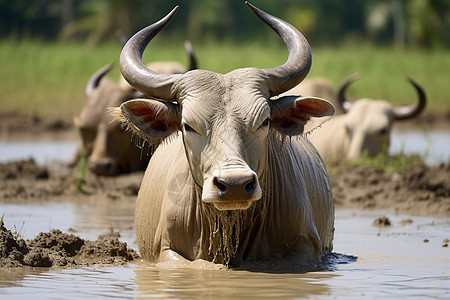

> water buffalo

[
  {"left": 308, "top": 73, "right": 426, "bottom": 161},
  {"left": 112, "top": 2, "right": 335, "bottom": 267},
  {"left": 71, "top": 42, "right": 197, "bottom": 176}
]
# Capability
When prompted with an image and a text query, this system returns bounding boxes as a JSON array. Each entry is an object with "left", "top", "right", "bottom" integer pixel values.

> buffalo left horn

[
  {"left": 246, "top": 2, "right": 312, "bottom": 97},
  {"left": 119, "top": 6, "right": 182, "bottom": 101},
  {"left": 336, "top": 73, "right": 361, "bottom": 113}
]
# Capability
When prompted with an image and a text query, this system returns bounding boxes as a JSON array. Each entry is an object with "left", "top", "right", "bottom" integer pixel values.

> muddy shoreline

[{"left": 1, "top": 111, "right": 449, "bottom": 269}]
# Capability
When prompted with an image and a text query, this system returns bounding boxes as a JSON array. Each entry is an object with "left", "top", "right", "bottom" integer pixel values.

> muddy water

[
  {"left": 1, "top": 203, "right": 448, "bottom": 299},
  {"left": 390, "top": 130, "right": 450, "bottom": 165},
  {"left": 0, "top": 130, "right": 449, "bottom": 298},
  {"left": 0, "top": 140, "right": 77, "bottom": 165}
]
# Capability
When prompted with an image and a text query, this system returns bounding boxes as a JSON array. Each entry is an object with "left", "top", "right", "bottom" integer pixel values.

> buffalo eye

[
  {"left": 257, "top": 118, "right": 270, "bottom": 131},
  {"left": 183, "top": 123, "right": 199, "bottom": 135}
]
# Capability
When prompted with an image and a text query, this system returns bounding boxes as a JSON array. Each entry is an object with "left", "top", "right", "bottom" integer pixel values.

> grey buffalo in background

[
  {"left": 308, "top": 73, "right": 426, "bottom": 161},
  {"left": 112, "top": 3, "right": 335, "bottom": 267},
  {"left": 71, "top": 41, "right": 197, "bottom": 176}
]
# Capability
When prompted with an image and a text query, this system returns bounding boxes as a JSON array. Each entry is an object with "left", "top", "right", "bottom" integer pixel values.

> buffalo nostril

[
  {"left": 245, "top": 178, "right": 255, "bottom": 195},
  {"left": 213, "top": 177, "right": 227, "bottom": 193}
]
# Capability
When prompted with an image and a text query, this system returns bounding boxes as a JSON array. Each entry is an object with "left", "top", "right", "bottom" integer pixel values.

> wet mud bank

[
  {"left": 0, "top": 159, "right": 143, "bottom": 203},
  {"left": 2, "top": 157, "right": 448, "bottom": 216},
  {"left": 330, "top": 160, "right": 450, "bottom": 216}
]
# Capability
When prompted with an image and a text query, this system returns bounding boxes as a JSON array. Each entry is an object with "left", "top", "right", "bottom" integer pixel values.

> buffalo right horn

[
  {"left": 85, "top": 63, "right": 113, "bottom": 97},
  {"left": 246, "top": 2, "right": 312, "bottom": 97},
  {"left": 392, "top": 77, "right": 427, "bottom": 120},
  {"left": 120, "top": 6, "right": 182, "bottom": 101}
]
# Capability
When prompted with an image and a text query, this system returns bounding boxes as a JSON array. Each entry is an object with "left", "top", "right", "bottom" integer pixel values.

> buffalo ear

[
  {"left": 110, "top": 98, "right": 181, "bottom": 145},
  {"left": 270, "top": 96, "right": 335, "bottom": 135}
]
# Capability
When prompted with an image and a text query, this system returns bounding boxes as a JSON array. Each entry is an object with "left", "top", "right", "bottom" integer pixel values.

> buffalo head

[
  {"left": 336, "top": 73, "right": 426, "bottom": 158},
  {"left": 112, "top": 2, "right": 334, "bottom": 210}
]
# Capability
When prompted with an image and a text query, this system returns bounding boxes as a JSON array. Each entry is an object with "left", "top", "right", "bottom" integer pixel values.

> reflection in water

[
  {"left": 0, "top": 265, "right": 336, "bottom": 299},
  {"left": 0, "top": 267, "right": 137, "bottom": 299},
  {"left": 134, "top": 264, "right": 336, "bottom": 299}
]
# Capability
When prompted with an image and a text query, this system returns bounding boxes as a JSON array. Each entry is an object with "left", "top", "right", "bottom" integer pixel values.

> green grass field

[{"left": 0, "top": 39, "right": 449, "bottom": 119}]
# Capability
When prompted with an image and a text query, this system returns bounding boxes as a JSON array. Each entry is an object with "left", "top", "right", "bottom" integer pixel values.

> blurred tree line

[{"left": 1, "top": 0, "right": 449, "bottom": 48}]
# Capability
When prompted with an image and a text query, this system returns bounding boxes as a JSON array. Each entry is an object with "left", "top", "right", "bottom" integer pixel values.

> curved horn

[
  {"left": 393, "top": 77, "right": 427, "bottom": 120},
  {"left": 337, "top": 73, "right": 361, "bottom": 113},
  {"left": 246, "top": 2, "right": 312, "bottom": 96},
  {"left": 184, "top": 40, "right": 198, "bottom": 70},
  {"left": 85, "top": 63, "right": 113, "bottom": 97},
  {"left": 120, "top": 6, "right": 182, "bottom": 101}
]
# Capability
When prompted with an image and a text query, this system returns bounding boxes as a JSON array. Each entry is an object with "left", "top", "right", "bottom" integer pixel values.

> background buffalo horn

[
  {"left": 184, "top": 40, "right": 197, "bottom": 70},
  {"left": 336, "top": 72, "right": 361, "bottom": 113},
  {"left": 85, "top": 63, "right": 113, "bottom": 97},
  {"left": 119, "top": 6, "right": 182, "bottom": 101},
  {"left": 393, "top": 77, "right": 427, "bottom": 120},
  {"left": 337, "top": 74, "right": 427, "bottom": 119},
  {"left": 246, "top": 2, "right": 312, "bottom": 97}
]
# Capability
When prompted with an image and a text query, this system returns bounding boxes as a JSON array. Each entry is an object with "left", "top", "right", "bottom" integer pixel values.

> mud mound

[
  {"left": 1, "top": 159, "right": 49, "bottom": 181},
  {"left": 372, "top": 216, "right": 391, "bottom": 227},
  {"left": 330, "top": 161, "right": 450, "bottom": 216},
  {"left": 0, "top": 220, "right": 139, "bottom": 269}
]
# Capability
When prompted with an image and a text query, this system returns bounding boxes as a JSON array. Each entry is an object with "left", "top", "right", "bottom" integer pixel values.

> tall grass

[
  {"left": 0, "top": 39, "right": 449, "bottom": 119},
  {"left": 0, "top": 40, "right": 122, "bottom": 118}
]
